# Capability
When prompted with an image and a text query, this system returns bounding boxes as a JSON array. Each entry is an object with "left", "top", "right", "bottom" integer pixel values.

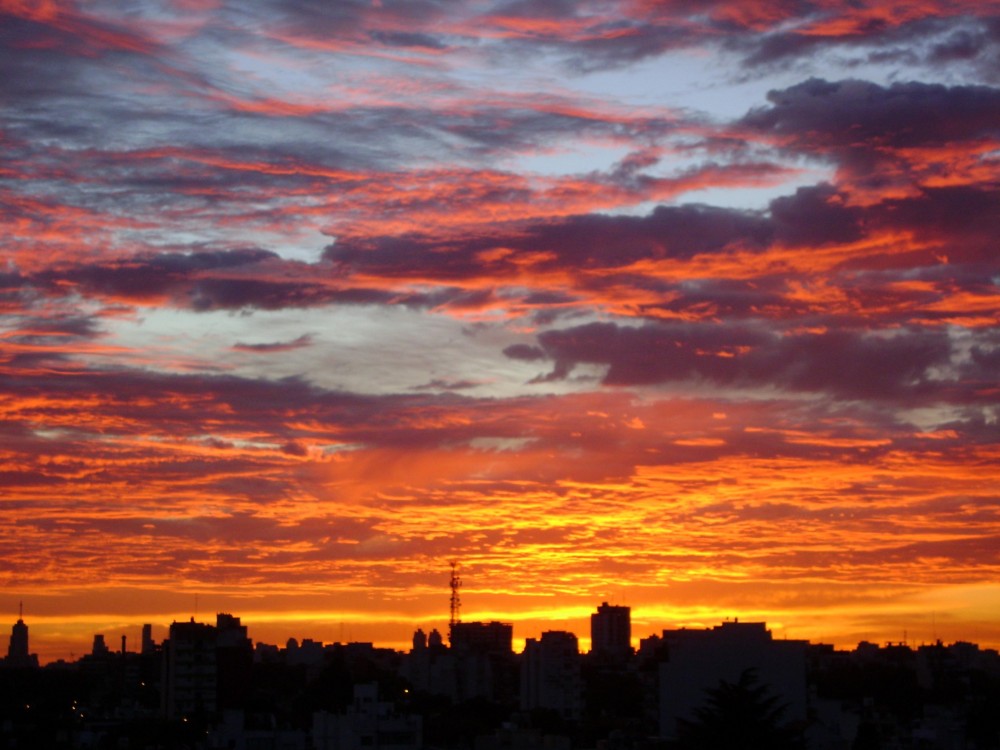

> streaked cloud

[{"left": 1, "top": 0, "right": 998, "bottom": 661}]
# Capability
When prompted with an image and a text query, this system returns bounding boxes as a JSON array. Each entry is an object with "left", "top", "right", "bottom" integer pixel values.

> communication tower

[{"left": 448, "top": 560, "right": 462, "bottom": 639}]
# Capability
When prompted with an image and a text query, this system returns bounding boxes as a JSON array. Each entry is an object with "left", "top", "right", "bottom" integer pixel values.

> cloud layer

[{"left": 2, "top": 0, "right": 999, "bottom": 659}]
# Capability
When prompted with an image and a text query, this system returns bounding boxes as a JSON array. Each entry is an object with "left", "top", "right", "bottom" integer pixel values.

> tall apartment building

[
  {"left": 521, "top": 630, "right": 583, "bottom": 720},
  {"left": 161, "top": 613, "right": 253, "bottom": 720},
  {"left": 590, "top": 602, "right": 632, "bottom": 662},
  {"left": 162, "top": 618, "right": 218, "bottom": 719}
]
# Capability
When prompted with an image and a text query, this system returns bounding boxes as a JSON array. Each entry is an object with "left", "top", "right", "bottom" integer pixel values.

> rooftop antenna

[
  {"left": 19, "top": 600, "right": 23, "bottom": 621},
  {"left": 448, "top": 560, "right": 462, "bottom": 640}
]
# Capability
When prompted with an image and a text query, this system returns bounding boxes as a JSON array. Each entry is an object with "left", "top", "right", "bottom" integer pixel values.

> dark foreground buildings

[
  {"left": 1, "top": 603, "right": 999, "bottom": 749},
  {"left": 653, "top": 619, "right": 808, "bottom": 740}
]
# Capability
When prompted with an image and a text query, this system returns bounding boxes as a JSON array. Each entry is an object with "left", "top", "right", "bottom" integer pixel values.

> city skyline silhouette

[
  {"left": 3, "top": 596, "right": 998, "bottom": 748},
  {"left": 5, "top": 579, "right": 997, "bottom": 667},
  {"left": 2, "top": 0, "right": 999, "bottom": 690}
]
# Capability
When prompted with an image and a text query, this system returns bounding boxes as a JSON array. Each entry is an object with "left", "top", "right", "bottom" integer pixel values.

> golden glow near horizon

[{"left": 2, "top": 1, "right": 999, "bottom": 663}]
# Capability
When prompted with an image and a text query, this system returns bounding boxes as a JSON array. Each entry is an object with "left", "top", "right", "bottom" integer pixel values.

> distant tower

[
  {"left": 449, "top": 560, "right": 462, "bottom": 642},
  {"left": 412, "top": 628, "right": 427, "bottom": 651},
  {"left": 428, "top": 628, "right": 443, "bottom": 648},
  {"left": 141, "top": 623, "right": 154, "bottom": 654},
  {"left": 5, "top": 602, "right": 36, "bottom": 668}
]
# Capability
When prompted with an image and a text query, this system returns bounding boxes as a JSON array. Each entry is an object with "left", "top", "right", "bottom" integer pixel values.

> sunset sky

[{"left": 2, "top": 0, "right": 999, "bottom": 663}]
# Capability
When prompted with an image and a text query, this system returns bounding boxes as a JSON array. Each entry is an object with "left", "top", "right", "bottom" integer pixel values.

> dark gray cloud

[
  {"left": 511, "top": 321, "right": 957, "bottom": 401},
  {"left": 368, "top": 30, "right": 450, "bottom": 50},
  {"left": 8, "top": 315, "right": 104, "bottom": 342},
  {"left": 741, "top": 78, "right": 1000, "bottom": 186},
  {"left": 15, "top": 250, "right": 390, "bottom": 312},
  {"left": 744, "top": 78, "right": 1000, "bottom": 149},
  {"left": 877, "top": 185, "right": 1000, "bottom": 263},
  {"left": 503, "top": 344, "right": 547, "bottom": 361},
  {"left": 327, "top": 201, "right": 773, "bottom": 277},
  {"left": 729, "top": 13, "right": 1000, "bottom": 78},
  {"left": 768, "top": 184, "right": 864, "bottom": 247},
  {"left": 413, "top": 378, "right": 482, "bottom": 391},
  {"left": 322, "top": 177, "right": 997, "bottom": 327},
  {"left": 464, "top": 2, "right": 1000, "bottom": 78},
  {"left": 232, "top": 335, "right": 314, "bottom": 353}
]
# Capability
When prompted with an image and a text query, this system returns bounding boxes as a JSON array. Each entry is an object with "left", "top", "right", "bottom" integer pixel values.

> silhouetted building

[
  {"left": 161, "top": 613, "right": 255, "bottom": 719},
  {"left": 141, "top": 623, "right": 155, "bottom": 654},
  {"left": 427, "top": 628, "right": 444, "bottom": 649},
  {"left": 657, "top": 620, "right": 807, "bottom": 740},
  {"left": 521, "top": 630, "right": 582, "bottom": 720},
  {"left": 92, "top": 633, "right": 110, "bottom": 657},
  {"left": 590, "top": 602, "right": 631, "bottom": 662},
  {"left": 450, "top": 621, "right": 513, "bottom": 656},
  {"left": 4, "top": 613, "right": 37, "bottom": 668},
  {"left": 403, "top": 628, "right": 458, "bottom": 700},
  {"left": 451, "top": 620, "right": 517, "bottom": 701},
  {"left": 162, "top": 618, "right": 218, "bottom": 719},
  {"left": 403, "top": 622, "right": 515, "bottom": 702},
  {"left": 412, "top": 628, "right": 427, "bottom": 651},
  {"left": 215, "top": 613, "right": 253, "bottom": 710}
]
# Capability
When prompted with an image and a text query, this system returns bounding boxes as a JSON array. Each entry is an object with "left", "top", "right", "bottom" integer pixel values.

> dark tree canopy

[{"left": 673, "top": 669, "right": 806, "bottom": 750}]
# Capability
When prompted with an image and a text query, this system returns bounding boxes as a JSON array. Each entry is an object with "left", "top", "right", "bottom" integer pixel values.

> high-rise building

[
  {"left": 521, "top": 630, "right": 583, "bottom": 719},
  {"left": 427, "top": 628, "right": 444, "bottom": 649},
  {"left": 4, "top": 608, "right": 37, "bottom": 668},
  {"left": 215, "top": 613, "right": 253, "bottom": 710},
  {"left": 590, "top": 602, "right": 631, "bottom": 662},
  {"left": 161, "top": 613, "right": 254, "bottom": 719},
  {"left": 161, "top": 618, "right": 218, "bottom": 719},
  {"left": 141, "top": 623, "right": 155, "bottom": 654},
  {"left": 446, "top": 621, "right": 517, "bottom": 702},
  {"left": 412, "top": 628, "right": 427, "bottom": 651}
]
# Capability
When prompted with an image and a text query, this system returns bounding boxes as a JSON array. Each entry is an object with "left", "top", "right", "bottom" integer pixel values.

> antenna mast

[{"left": 448, "top": 560, "right": 462, "bottom": 638}]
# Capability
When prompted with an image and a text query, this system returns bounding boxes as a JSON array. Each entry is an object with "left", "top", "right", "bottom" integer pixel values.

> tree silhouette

[{"left": 673, "top": 668, "right": 805, "bottom": 750}]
